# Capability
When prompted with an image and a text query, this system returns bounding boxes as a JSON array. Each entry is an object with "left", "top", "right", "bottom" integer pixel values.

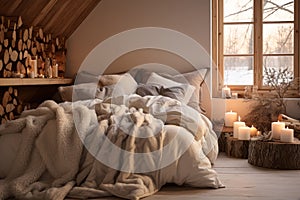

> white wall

[{"left": 66, "top": 0, "right": 211, "bottom": 77}]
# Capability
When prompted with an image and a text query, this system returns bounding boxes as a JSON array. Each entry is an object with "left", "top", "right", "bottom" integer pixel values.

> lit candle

[
  {"left": 224, "top": 110, "right": 238, "bottom": 127},
  {"left": 222, "top": 85, "right": 231, "bottom": 98},
  {"left": 250, "top": 125, "right": 258, "bottom": 137},
  {"left": 231, "top": 92, "right": 238, "bottom": 99},
  {"left": 233, "top": 116, "right": 246, "bottom": 138},
  {"left": 238, "top": 126, "right": 251, "bottom": 140},
  {"left": 271, "top": 121, "right": 285, "bottom": 140},
  {"left": 256, "top": 131, "right": 262, "bottom": 136},
  {"left": 280, "top": 127, "right": 294, "bottom": 143}
]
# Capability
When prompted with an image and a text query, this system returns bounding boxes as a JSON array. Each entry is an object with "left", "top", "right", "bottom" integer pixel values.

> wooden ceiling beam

[
  {"left": 58, "top": 0, "right": 101, "bottom": 38},
  {"left": 6, "top": 0, "right": 23, "bottom": 15},
  {"left": 32, "top": 0, "right": 58, "bottom": 27}
]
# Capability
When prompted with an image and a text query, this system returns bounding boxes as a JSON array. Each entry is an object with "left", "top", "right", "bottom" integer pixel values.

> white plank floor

[
  {"left": 145, "top": 153, "right": 300, "bottom": 200},
  {"left": 101, "top": 153, "right": 300, "bottom": 200}
]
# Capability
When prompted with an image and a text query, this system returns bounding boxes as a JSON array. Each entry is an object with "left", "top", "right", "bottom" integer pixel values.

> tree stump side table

[
  {"left": 226, "top": 137, "right": 249, "bottom": 159},
  {"left": 218, "top": 126, "right": 233, "bottom": 152},
  {"left": 248, "top": 139, "right": 300, "bottom": 169}
]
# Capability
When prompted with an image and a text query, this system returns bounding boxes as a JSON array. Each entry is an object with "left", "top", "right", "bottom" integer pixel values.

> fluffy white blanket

[{"left": 0, "top": 95, "right": 224, "bottom": 200}]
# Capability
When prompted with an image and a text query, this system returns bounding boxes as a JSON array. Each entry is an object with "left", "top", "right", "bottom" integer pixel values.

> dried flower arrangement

[{"left": 244, "top": 67, "right": 299, "bottom": 132}]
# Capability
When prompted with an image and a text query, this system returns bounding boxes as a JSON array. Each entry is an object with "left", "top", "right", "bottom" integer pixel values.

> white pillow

[
  {"left": 96, "top": 73, "right": 138, "bottom": 100},
  {"left": 146, "top": 72, "right": 195, "bottom": 104}
]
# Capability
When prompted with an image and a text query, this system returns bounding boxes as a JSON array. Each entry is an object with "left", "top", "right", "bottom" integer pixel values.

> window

[{"left": 212, "top": 0, "right": 299, "bottom": 92}]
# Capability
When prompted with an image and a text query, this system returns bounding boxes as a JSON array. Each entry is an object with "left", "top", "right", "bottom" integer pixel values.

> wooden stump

[
  {"left": 248, "top": 139, "right": 300, "bottom": 169},
  {"left": 213, "top": 125, "right": 233, "bottom": 152},
  {"left": 225, "top": 137, "right": 249, "bottom": 159}
]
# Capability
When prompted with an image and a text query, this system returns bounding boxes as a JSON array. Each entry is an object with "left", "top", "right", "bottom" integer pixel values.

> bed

[{"left": 0, "top": 68, "right": 224, "bottom": 200}]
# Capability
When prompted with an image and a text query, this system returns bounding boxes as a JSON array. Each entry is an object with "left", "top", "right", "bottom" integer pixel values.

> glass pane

[
  {"left": 224, "top": 24, "right": 254, "bottom": 54},
  {"left": 224, "top": 56, "right": 254, "bottom": 85},
  {"left": 224, "top": 0, "right": 253, "bottom": 22},
  {"left": 263, "top": 23, "right": 294, "bottom": 54},
  {"left": 263, "top": 56, "right": 294, "bottom": 85},
  {"left": 263, "top": 0, "right": 294, "bottom": 22}
]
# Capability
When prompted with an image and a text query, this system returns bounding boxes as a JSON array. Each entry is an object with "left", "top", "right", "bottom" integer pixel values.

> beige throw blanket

[{"left": 0, "top": 95, "right": 223, "bottom": 200}]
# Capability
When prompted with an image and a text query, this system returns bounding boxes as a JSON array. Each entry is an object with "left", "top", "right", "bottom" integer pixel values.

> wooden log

[
  {"left": 4, "top": 49, "right": 9, "bottom": 64},
  {"left": 248, "top": 139, "right": 300, "bottom": 169},
  {"left": 4, "top": 39, "right": 8, "bottom": 48},
  {"left": 8, "top": 86, "right": 13, "bottom": 94},
  {"left": 2, "top": 91, "right": 10, "bottom": 107},
  {"left": 9, "top": 111, "right": 14, "bottom": 120},
  {"left": 6, "top": 103, "right": 15, "bottom": 113},
  {"left": 11, "top": 50, "right": 18, "bottom": 62},
  {"left": 17, "top": 104, "right": 23, "bottom": 115},
  {"left": 225, "top": 137, "right": 249, "bottom": 159},
  {"left": 13, "top": 88, "right": 18, "bottom": 97},
  {"left": 0, "top": 104, "right": 4, "bottom": 116},
  {"left": 23, "top": 28, "right": 28, "bottom": 42},
  {"left": 6, "top": 62, "right": 12, "bottom": 71},
  {"left": 13, "top": 98, "right": 17, "bottom": 105},
  {"left": 0, "top": 60, "right": 2, "bottom": 71},
  {"left": 18, "top": 39, "right": 23, "bottom": 51}
]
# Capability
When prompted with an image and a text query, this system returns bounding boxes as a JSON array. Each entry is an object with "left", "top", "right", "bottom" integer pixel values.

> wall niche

[{"left": 0, "top": 16, "right": 66, "bottom": 78}]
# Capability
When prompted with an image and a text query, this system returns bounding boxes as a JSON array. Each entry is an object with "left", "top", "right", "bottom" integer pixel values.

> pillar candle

[
  {"left": 233, "top": 116, "right": 245, "bottom": 138},
  {"left": 271, "top": 121, "right": 285, "bottom": 140},
  {"left": 250, "top": 125, "right": 257, "bottom": 137},
  {"left": 222, "top": 85, "right": 231, "bottom": 98},
  {"left": 224, "top": 110, "right": 237, "bottom": 127},
  {"left": 30, "top": 56, "right": 38, "bottom": 77},
  {"left": 238, "top": 126, "right": 251, "bottom": 140},
  {"left": 280, "top": 127, "right": 294, "bottom": 143}
]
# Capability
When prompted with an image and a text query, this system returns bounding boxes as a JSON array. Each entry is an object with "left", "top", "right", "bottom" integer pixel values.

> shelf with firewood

[
  {"left": 0, "top": 78, "right": 73, "bottom": 86},
  {"left": 0, "top": 78, "right": 73, "bottom": 124}
]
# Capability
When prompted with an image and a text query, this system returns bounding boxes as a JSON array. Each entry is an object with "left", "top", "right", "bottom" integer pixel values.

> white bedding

[{"left": 0, "top": 94, "right": 223, "bottom": 200}]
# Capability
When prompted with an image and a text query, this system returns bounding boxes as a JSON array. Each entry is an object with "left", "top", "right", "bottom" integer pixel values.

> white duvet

[{"left": 0, "top": 95, "right": 224, "bottom": 200}]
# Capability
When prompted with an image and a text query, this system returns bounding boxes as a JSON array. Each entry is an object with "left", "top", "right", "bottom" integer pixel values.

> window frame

[{"left": 212, "top": 0, "right": 299, "bottom": 95}]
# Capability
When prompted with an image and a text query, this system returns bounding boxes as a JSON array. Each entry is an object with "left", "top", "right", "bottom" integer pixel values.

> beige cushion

[
  {"left": 146, "top": 72, "right": 195, "bottom": 104},
  {"left": 59, "top": 73, "right": 137, "bottom": 102}
]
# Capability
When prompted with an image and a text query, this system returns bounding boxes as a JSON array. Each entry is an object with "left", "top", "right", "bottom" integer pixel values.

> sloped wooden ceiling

[{"left": 0, "top": 0, "right": 101, "bottom": 39}]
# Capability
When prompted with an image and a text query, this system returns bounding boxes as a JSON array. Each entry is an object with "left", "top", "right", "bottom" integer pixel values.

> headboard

[{"left": 77, "top": 27, "right": 213, "bottom": 118}]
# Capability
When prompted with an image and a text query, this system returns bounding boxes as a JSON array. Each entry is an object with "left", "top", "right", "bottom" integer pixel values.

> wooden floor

[
  {"left": 146, "top": 153, "right": 300, "bottom": 200},
  {"left": 104, "top": 153, "right": 300, "bottom": 200}
]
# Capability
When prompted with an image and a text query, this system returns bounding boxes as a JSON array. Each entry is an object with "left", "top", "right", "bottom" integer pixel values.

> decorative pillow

[
  {"left": 160, "top": 69, "right": 208, "bottom": 113},
  {"left": 59, "top": 73, "right": 137, "bottom": 102},
  {"left": 146, "top": 72, "right": 195, "bottom": 104},
  {"left": 159, "top": 86, "right": 186, "bottom": 102},
  {"left": 136, "top": 84, "right": 160, "bottom": 97},
  {"left": 59, "top": 82, "right": 98, "bottom": 102},
  {"left": 96, "top": 73, "right": 138, "bottom": 100},
  {"left": 98, "top": 74, "right": 123, "bottom": 87}
]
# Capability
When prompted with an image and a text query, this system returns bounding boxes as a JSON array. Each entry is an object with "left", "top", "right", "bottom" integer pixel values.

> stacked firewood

[
  {"left": 0, "top": 16, "right": 66, "bottom": 78},
  {"left": 0, "top": 86, "right": 23, "bottom": 124}
]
